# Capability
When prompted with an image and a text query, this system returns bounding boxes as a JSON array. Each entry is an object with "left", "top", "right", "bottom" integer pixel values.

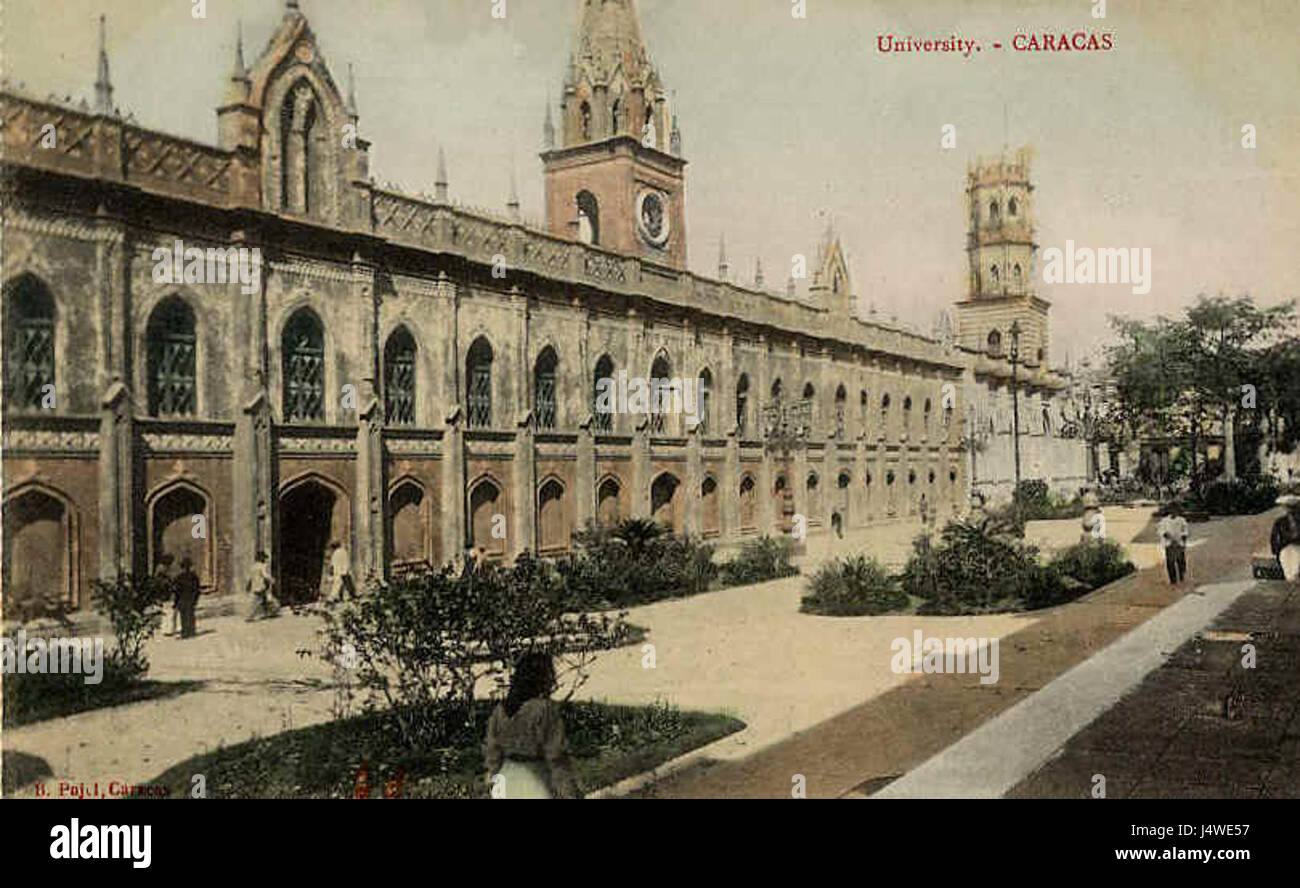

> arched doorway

[
  {"left": 650, "top": 472, "right": 681, "bottom": 532},
  {"left": 3, "top": 485, "right": 78, "bottom": 614},
  {"left": 700, "top": 475, "right": 720, "bottom": 537},
  {"left": 597, "top": 476, "right": 622, "bottom": 527},
  {"left": 279, "top": 476, "right": 349, "bottom": 604},
  {"left": 148, "top": 483, "right": 211, "bottom": 587},
  {"left": 388, "top": 479, "right": 429, "bottom": 571},
  {"left": 537, "top": 478, "right": 568, "bottom": 553},
  {"left": 469, "top": 477, "right": 505, "bottom": 557}
]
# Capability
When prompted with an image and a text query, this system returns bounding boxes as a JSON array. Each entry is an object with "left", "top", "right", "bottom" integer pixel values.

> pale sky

[{"left": 5, "top": 0, "right": 1298, "bottom": 363}]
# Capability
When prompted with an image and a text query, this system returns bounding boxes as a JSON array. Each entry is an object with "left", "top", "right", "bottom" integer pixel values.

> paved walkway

[
  {"left": 631, "top": 510, "right": 1275, "bottom": 798},
  {"left": 1006, "top": 576, "right": 1299, "bottom": 798},
  {"left": 2, "top": 505, "right": 1173, "bottom": 798}
]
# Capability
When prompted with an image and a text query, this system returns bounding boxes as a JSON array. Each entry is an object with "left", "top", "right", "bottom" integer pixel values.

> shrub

[
  {"left": 801, "top": 555, "right": 907, "bottom": 616},
  {"left": 1049, "top": 538, "right": 1136, "bottom": 591},
  {"left": 91, "top": 575, "right": 167, "bottom": 679},
  {"left": 719, "top": 536, "right": 799, "bottom": 586},
  {"left": 900, "top": 517, "right": 1043, "bottom": 614},
  {"left": 1195, "top": 477, "right": 1279, "bottom": 516},
  {"left": 319, "top": 554, "right": 631, "bottom": 749},
  {"left": 1014, "top": 479, "right": 1050, "bottom": 510},
  {"left": 554, "top": 520, "right": 717, "bottom": 609}
]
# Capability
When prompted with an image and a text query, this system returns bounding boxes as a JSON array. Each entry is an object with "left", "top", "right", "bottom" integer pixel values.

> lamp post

[{"left": 1009, "top": 320, "right": 1022, "bottom": 492}]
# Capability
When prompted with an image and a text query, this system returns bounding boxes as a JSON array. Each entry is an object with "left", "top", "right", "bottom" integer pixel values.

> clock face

[{"left": 636, "top": 189, "right": 670, "bottom": 248}]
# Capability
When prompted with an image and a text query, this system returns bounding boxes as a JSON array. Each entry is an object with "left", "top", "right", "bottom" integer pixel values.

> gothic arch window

[
  {"left": 834, "top": 384, "right": 847, "bottom": 438},
  {"left": 1013, "top": 263, "right": 1023, "bottom": 283},
  {"left": 597, "top": 476, "right": 622, "bottom": 527},
  {"left": 611, "top": 97, "right": 624, "bottom": 136},
  {"left": 738, "top": 474, "right": 757, "bottom": 530},
  {"left": 860, "top": 389, "right": 869, "bottom": 435},
  {"left": 538, "top": 478, "right": 568, "bottom": 553},
  {"left": 388, "top": 479, "right": 429, "bottom": 568},
  {"left": 3, "top": 274, "right": 55, "bottom": 411},
  {"left": 735, "top": 373, "right": 750, "bottom": 436},
  {"left": 580, "top": 101, "right": 592, "bottom": 140},
  {"left": 643, "top": 104, "right": 654, "bottom": 144},
  {"left": 1008, "top": 197, "right": 1018, "bottom": 216},
  {"left": 469, "top": 477, "right": 504, "bottom": 556},
  {"left": 923, "top": 397, "right": 932, "bottom": 437},
  {"left": 282, "top": 308, "right": 325, "bottom": 422},
  {"left": 467, "top": 337, "right": 494, "bottom": 429},
  {"left": 802, "top": 382, "right": 816, "bottom": 431},
  {"left": 535, "top": 346, "right": 559, "bottom": 430},
  {"left": 649, "top": 352, "right": 672, "bottom": 434},
  {"left": 701, "top": 475, "right": 720, "bottom": 537},
  {"left": 990, "top": 264, "right": 1000, "bottom": 284},
  {"left": 576, "top": 190, "right": 600, "bottom": 245},
  {"left": 147, "top": 297, "right": 197, "bottom": 417},
  {"left": 903, "top": 395, "right": 913, "bottom": 438},
  {"left": 593, "top": 354, "right": 614, "bottom": 432},
  {"left": 880, "top": 393, "right": 891, "bottom": 435},
  {"left": 771, "top": 378, "right": 783, "bottom": 403},
  {"left": 950, "top": 468, "right": 958, "bottom": 484},
  {"left": 987, "top": 329, "right": 1003, "bottom": 356},
  {"left": 384, "top": 326, "right": 417, "bottom": 426},
  {"left": 280, "top": 80, "right": 329, "bottom": 217},
  {"left": 697, "top": 368, "right": 713, "bottom": 435},
  {"left": 807, "top": 471, "right": 820, "bottom": 518},
  {"left": 837, "top": 471, "right": 851, "bottom": 489},
  {"left": 651, "top": 472, "right": 681, "bottom": 531},
  {"left": 989, "top": 199, "right": 1000, "bottom": 222}
]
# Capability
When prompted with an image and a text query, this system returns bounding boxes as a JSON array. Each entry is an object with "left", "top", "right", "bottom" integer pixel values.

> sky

[{"left": 4, "top": 0, "right": 1298, "bottom": 364}]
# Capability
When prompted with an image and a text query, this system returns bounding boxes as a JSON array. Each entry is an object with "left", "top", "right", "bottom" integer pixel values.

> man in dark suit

[{"left": 176, "top": 556, "right": 201, "bottom": 638}]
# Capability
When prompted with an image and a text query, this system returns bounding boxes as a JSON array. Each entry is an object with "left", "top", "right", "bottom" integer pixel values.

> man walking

[
  {"left": 329, "top": 541, "right": 355, "bottom": 604},
  {"left": 246, "top": 551, "right": 279, "bottom": 620},
  {"left": 1157, "top": 504, "right": 1190, "bottom": 585},
  {"left": 175, "top": 555, "right": 201, "bottom": 638}
]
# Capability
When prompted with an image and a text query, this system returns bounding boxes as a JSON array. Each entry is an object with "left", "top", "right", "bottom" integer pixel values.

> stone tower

[
  {"left": 542, "top": 0, "right": 687, "bottom": 268},
  {"left": 954, "top": 146, "right": 1051, "bottom": 367}
]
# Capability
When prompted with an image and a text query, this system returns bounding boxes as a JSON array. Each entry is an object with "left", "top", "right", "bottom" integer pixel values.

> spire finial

[
  {"left": 717, "top": 233, "right": 729, "bottom": 281},
  {"left": 235, "top": 21, "right": 247, "bottom": 75},
  {"left": 435, "top": 147, "right": 449, "bottom": 202},
  {"left": 346, "top": 63, "right": 358, "bottom": 117},
  {"left": 94, "top": 14, "right": 114, "bottom": 115},
  {"left": 755, "top": 257, "right": 764, "bottom": 289},
  {"left": 507, "top": 162, "right": 520, "bottom": 221},
  {"left": 543, "top": 91, "right": 556, "bottom": 149}
]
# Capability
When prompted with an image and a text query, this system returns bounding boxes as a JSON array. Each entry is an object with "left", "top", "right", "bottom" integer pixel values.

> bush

[
  {"left": 1011, "top": 479, "right": 1087, "bottom": 521},
  {"left": 1014, "top": 479, "right": 1050, "bottom": 510},
  {"left": 1195, "top": 477, "right": 1279, "bottom": 516},
  {"left": 719, "top": 536, "right": 799, "bottom": 586},
  {"left": 900, "top": 517, "right": 1043, "bottom": 614},
  {"left": 1050, "top": 538, "right": 1137, "bottom": 591},
  {"left": 319, "top": 554, "right": 631, "bottom": 749},
  {"left": 801, "top": 555, "right": 907, "bottom": 616},
  {"left": 554, "top": 520, "right": 717, "bottom": 610},
  {"left": 91, "top": 575, "right": 167, "bottom": 679}
]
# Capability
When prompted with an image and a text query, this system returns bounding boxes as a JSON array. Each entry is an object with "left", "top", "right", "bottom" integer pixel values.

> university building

[{"left": 1, "top": 0, "right": 1086, "bottom": 612}]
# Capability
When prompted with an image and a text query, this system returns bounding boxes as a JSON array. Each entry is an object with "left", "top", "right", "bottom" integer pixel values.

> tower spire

[
  {"left": 543, "top": 92, "right": 556, "bottom": 149},
  {"left": 346, "top": 63, "right": 358, "bottom": 118},
  {"left": 755, "top": 257, "right": 764, "bottom": 289},
  {"left": 94, "top": 14, "right": 114, "bottom": 115},
  {"left": 223, "top": 21, "right": 252, "bottom": 106},
  {"left": 718, "top": 233, "right": 729, "bottom": 281},
  {"left": 507, "top": 163, "right": 520, "bottom": 221}
]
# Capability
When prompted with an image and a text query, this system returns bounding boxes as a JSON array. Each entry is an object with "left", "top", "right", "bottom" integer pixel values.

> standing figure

[
  {"left": 247, "top": 551, "right": 279, "bottom": 620},
  {"left": 328, "top": 541, "right": 355, "bottom": 604},
  {"left": 1271, "top": 495, "right": 1300, "bottom": 583},
  {"left": 175, "top": 555, "right": 201, "bottom": 638},
  {"left": 154, "top": 553, "right": 179, "bottom": 635},
  {"left": 483, "top": 652, "right": 580, "bottom": 799},
  {"left": 1157, "top": 504, "right": 1190, "bottom": 585}
]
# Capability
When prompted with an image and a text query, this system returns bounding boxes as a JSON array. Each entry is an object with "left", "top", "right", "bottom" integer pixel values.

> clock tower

[{"left": 542, "top": 0, "right": 687, "bottom": 269}]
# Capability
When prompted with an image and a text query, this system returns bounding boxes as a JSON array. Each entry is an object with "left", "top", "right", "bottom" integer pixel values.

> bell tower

[
  {"left": 954, "top": 146, "right": 1051, "bottom": 368},
  {"left": 542, "top": 0, "right": 687, "bottom": 269}
]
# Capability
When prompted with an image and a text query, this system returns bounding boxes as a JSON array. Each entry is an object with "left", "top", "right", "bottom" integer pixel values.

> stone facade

[{"left": 0, "top": 1, "right": 1086, "bottom": 612}]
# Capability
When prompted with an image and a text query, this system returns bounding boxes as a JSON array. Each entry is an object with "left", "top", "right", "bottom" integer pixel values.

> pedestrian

[
  {"left": 176, "top": 555, "right": 201, "bottom": 638},
  {"left": 246, "top": 551, "right": 279, "bottom": 620},
  {"left": 328, "top": 541, "right": 355, "bottom": 604},
  {"left": 1157, "top": 504, "right": 1189, "bottom": 585},
  {"left": 154, "top": 553, "right": 179, "bottom": 636},
  {"left": 482, "top": 651, "right": 580, "bottom": 799},
  {"left": 1271, "top": 495, "right": 1300, "bottom": 584}
]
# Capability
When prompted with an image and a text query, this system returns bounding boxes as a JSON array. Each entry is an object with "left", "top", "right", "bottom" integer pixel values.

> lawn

[
  {"left": 149, "top": 700, "right": 744, "bottom": 799},
  {"left": 3, "top": 675, "right": 203, "bottom": 728}
]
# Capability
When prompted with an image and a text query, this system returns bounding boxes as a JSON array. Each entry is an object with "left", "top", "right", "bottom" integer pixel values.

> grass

[
  {"left": 148, "top": 700, "right": 745, "bottom": 799},
  {"left": 2, "top": 676, "right": 203, "bottom": 728}
]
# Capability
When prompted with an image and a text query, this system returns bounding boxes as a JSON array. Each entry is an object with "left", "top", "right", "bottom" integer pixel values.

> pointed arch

[
  {"left": 468, "top": 474, "right": 505, "bottom": 556},
  {"left": 593, "top": 353, "right": 615, "bottom": 432},
  {"left": 282, "top": 307, "right": 326, "bottom": 422},
  {"left": 738, "top": 473, "right": 758, "bottom": 530},
  {"left": 387, "top": 476, "right": 432, "bottom": 570},
  {"left": 650, "top": 471, "right": 682, "bottom": 532},
  {"left": 596, "top": 473, "right": 623, "bottom": 527},
  {"left": 576, "top": 190, "right": 600, "bottom": 245},
  {"left": 700, "top": 473, "right": 720, "bottom": 537},
  {"left": 145, "top": 478, "right": 214, "bottom": 588},
  {"left": 3, "top": 480, "right": 81, "bottom": 611},
  {"left": 145, "top": 294, "right": 198, "bottom": 418},
  {"left": 735, "top": 372, "right": 750, "bottom": 436},
  {"left": 535, "top": 345, "right": 559, "bottom": 430},
  {"left": 649, "top": 349, "right": 673, "bottom": 434},
  {"left": 467, "top": 336, "right": 494, "bottom": 428},
  {"left": 384, "top": 325, "right": 418, "bottom": 426},
  {"left": 697, "top": 367, "right": 713, "bottom": 435},
  {"left": 3, "top": 273, "right": 56, "bottom": 411},
  {"left": 537, "top": 475, "right": 569, "bottom": 553}
]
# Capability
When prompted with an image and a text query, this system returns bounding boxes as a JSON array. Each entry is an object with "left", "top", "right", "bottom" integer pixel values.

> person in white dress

[{"left": 483, "top": 652, "right": 580, "bottom": 799}]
